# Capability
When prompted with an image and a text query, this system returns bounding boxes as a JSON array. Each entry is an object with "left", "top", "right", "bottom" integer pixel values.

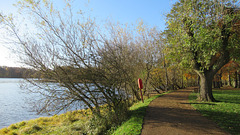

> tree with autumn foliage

[
  {"left": 165, "top": 0, "right": 240, "bottom": 101},
  {"left": 216, "top": 60, "right": 240, "bottom": 88}
]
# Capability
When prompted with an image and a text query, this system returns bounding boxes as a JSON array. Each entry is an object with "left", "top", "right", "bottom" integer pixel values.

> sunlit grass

[
  {"left": 0, "top": 109, "right": 92, "bottom": 135},
  {"left": 189, "top": 89, "right": 240, "bottom": 135}
]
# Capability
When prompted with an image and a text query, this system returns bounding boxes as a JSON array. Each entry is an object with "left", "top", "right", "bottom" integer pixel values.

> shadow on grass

[
  {"left": 129, "top": 106, "right": 148, "bottom": 116},
  {"left": 189, "top": 92, "right": 240, "bottom": 135},
  {"left": 213, "top": 89, "right": 240, "bottom": 104},
  {"left": 181, "top": 102, "right": 216, "bottom": 105},
  {"left": 215, "top": 97, "right": 240, "bottom": 104},
  {"left": 195, "top": 107, "right": 240, "bottom": 135}
]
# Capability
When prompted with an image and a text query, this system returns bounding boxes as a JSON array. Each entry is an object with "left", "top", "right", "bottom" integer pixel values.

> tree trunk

[
  {"left": 234, "top": 71, "right": 238, "bottom": 88},
  {"left": 182, "top": 70, "right": 184, "bottom": 88},
  {"left": 198, "top": 76, "right": 200, "bottom": 89},
  {"left": 216, "top": 81, "right": 220, "bottom": 88},
  {"left": 197, "top": 72, "right": 216, "bottom": 102},
  {"left": 163, "top": 57, "right": 168, "bottom": 91},
  {"left": 213, "top": 81, "right": 216, "bottom": 88},
  {"left": 172, "top": 68, "right": 177, "bottom": 90},
  {"left": 143, "top": 68, "right": 151, "bottom": 95},
  {"left": 238, "top": 72, "right": 240, "bottom": 88},
  {"left": 216, "top": 74, "right": 221, "bottom": 88},
  {"left": 219, "top": 71, "right": 223, "bottom": 87},
  {"left": 229, "top": 71, "right": 232, "bottom": 86}
]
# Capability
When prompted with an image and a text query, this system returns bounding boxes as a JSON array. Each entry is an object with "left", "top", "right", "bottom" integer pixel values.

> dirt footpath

[{"left": 141, "top": 88, "right": 229, "bottom": 135}]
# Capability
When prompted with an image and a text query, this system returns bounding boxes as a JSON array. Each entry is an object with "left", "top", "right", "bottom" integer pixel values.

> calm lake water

[{"left": 0, "top": 78, "right": 48, "bottom": 129}]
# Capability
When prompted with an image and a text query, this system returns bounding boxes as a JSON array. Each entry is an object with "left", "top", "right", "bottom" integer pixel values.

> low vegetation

[
  {"left": 113, "top": 91, "right": 172, "bottom": 135},
  {"left": 189, "top": 88, "right": 240, "bottom": 134},
  {"left": 0, "top": 109, "right": 91, "bottom": 135},
  {"left": 0, "top": 105, "right": 128, "bottom": 135},
  {"left": 0, "top": 91, "right": 172, "bottom": 135}
]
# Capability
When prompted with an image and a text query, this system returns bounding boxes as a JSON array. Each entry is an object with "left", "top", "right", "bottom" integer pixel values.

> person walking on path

[{"left": 141, "top": 88, "right": 229, "bottom": 135}]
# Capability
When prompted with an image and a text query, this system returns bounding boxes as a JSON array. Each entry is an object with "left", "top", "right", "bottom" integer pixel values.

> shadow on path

[{"left": 141, "top": 89, "right": 230, "bottom": 135}]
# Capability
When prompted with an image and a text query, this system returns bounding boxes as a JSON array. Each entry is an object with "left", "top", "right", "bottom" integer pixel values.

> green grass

[
  {"left": 113, "top": 91, "right": 172, "bottom": 135},
  {"left": 189, "top": 89, "right": 240, "bottom": 135}
]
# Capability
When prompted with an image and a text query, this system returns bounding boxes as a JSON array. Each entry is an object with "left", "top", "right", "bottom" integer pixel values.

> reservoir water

[{"left": 0, "top": 78, "right": 48, "bottom": 129}]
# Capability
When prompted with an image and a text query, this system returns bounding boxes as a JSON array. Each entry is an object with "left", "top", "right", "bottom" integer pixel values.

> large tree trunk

[{"left": 198, "top": 72, "right": 216, "bottom": 102}]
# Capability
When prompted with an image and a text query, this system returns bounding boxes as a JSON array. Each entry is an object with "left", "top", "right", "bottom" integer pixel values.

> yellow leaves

[
  {"left": 25, "top": 0, "right": 34, "bottom": 5},
  {"left": 40, "top": 21, "right": 46, "bottom": 26},
  {"left": 136, "top": 20, "right": 145, "bottom": 33},
  {"left": 50, "top": 3, "right": 53, "bottom": 13},
  {"left": 3, "top": 13, "right": 14, "bottom": 22},
  {"left": 42, "top": 0, "right": 51, "bottom": 8},
  {"left": 0, "top": 16, "right": 4, "bottom": 23},
  {"left": 167, "top": 21, "right": 171, "bottom": 26},
  {"left": 43, "top": 0, "right": 48, "bottom": 5},
  {"left": 64, "top": 0, "right": 72, "bottom": 9},
  {"left": 42, "top": 0, "right": 54, "bottom": 13}
]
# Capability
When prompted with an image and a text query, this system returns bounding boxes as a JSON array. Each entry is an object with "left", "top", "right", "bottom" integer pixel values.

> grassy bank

[
  {"left": 189, "top": 88, "right": 240, "bottom": 135},
  {"left": 112, "top": 91, "right": 172, "bottom": 135},
  {"left": 0, "top": 91, "right": 171, "bottom": 135},
  {"left": 0, "top": 108, "right": 93, "bottom": 135}
]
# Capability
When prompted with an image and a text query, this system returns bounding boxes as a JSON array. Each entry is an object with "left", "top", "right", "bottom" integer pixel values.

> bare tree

[
  {"left": 0, "top": 0, "right": 170, "bottom": 118},
  {"left": 0, "top": 0, "right": 130, "bottom": 116},
  {"left": 135, "top": 22, "right": 165, "bottom": 94},
  {"left": 98, "top": 22, "right": 142, "bottom": 101}
]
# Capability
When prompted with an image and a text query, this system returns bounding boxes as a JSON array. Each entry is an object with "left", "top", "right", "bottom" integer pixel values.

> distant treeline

[{"left": 0, "top": 66, "right": 36, "bottom": 78}]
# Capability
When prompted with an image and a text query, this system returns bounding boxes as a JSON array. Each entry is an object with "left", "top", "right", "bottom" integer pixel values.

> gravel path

[{"left": 141, "top": 88, "right": 229, "bottom": 135}]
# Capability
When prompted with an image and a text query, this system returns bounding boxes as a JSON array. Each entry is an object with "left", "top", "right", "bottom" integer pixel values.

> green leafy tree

[{"left": 165, "top": 0, "right": 240, "bottom": 101}]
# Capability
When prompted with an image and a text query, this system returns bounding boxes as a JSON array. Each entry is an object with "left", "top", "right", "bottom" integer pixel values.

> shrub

[{"left": 80, "top": 103, "right": 129, "bottom": 135}]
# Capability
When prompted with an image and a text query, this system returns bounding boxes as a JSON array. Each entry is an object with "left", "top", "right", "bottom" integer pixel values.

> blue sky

[
  {"left": 83, "top": 0, "right": 178, "bottom": 30},
  {"left": 77, "top": 0, "right": 177, "bottom": 30},
  {"left": 0, "top": 0, "right": 179, "bottom": 67}
]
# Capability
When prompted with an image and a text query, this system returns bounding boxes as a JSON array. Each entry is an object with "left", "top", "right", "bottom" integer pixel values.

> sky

[{"left": 0, "top": 0, "right": 178, "bottom": 67}]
